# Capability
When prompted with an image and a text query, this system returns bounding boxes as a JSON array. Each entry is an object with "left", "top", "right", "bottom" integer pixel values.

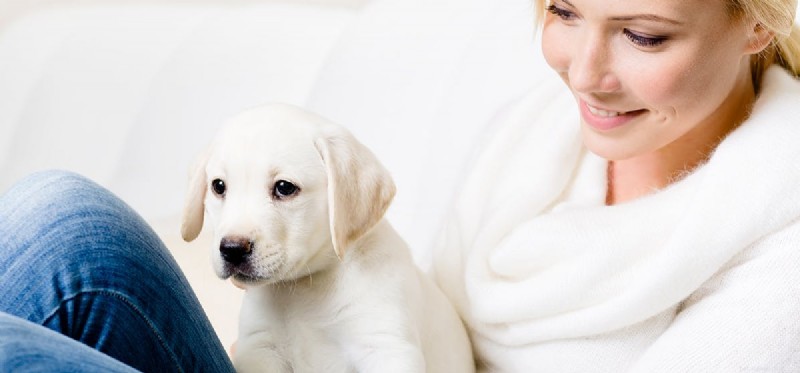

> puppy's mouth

[
  {"left": 230, "top": 271, "right": 266, "bottom": 286},
  {"left": 219, "top": 263, "right": 271, "bottom": 283},
  {"left": 216, "top": 250, "right": 285, "bottom": 285}
]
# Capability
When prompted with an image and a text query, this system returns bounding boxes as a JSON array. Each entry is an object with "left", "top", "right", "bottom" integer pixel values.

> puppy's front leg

[
  {"left": 341, "top": 319, "right": 426, "bottom": 373},
  {"left": 234, "top": 334, "right": 290, "bottom": 373},
  {"left": 348, "top": 337, "right": 425, "bottom": 372},
  {"left": 234, "top": 291, "right": 291, "bottom": 373}
]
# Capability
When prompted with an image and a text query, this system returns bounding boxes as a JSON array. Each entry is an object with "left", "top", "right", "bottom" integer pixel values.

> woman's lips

[{"left": 580, "top": 100, "right": 645, "bottom": 131}]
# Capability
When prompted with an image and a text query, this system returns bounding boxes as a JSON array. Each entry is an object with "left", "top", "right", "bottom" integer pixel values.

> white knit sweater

[{"left": 433, "top": 67, "right": 800, "bottom": 372}]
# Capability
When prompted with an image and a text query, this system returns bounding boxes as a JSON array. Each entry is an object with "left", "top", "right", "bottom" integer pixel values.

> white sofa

[{"left": 0, "top": 0, "right": 550, "bottom": 348}]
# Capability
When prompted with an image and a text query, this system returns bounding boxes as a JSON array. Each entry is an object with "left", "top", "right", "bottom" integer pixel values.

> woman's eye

[
  {"left": 273, "top": 180, "right": 299, "bottom": 199},
  {"left": 211, "top": 179, "right": 226, "bottom": 197},
  {"left": 546, "top": 4, "right": 577, "bottom": 21},
  {"left": 623, "top": 29, "right": 667, "bottom": 48}
]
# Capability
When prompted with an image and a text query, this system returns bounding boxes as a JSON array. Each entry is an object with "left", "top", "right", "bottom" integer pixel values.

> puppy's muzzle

[{"left": 220, "top": 236, "right": 253, "bottom": 266}]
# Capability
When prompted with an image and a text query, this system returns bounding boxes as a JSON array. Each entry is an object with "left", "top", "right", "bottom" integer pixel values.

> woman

[
  {"left": 433, "top": 0, "right": 800, "bottom": 371},
  {"left": 1, "top": 0, "right": 799, "bottom": 371}
]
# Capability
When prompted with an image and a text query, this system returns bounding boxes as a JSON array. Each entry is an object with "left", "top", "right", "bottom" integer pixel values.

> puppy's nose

[{"left": 219, "top": 237, "right": 253, "bottom": 265}]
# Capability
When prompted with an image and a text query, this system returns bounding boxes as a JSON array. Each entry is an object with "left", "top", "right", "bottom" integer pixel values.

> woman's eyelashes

[
  {"left": 547, "top": 4, "right": 577, "bottom": 21},
  {"left": 623, "top": 29, "right": 668, "bottom": 47}
]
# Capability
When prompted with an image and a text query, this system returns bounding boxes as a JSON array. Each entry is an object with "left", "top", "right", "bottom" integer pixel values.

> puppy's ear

[
  {"left": 314, "top": 127, "right": 396, "bottom": 259},
  {"left": 181, "top": 147, "right": 210, "bottom": 242}
]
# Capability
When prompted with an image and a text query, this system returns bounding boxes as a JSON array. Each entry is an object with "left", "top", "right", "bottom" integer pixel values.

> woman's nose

[{"left": 568, "top": 36, "right": 620, "bottom": 94}]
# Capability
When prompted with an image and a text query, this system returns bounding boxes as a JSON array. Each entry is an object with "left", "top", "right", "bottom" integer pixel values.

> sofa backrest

[
  {"left": 305, "top": 0, "right": 550, "bottom": 266},
  {"left": 0, "top": 0, "right": 551, "bottom": 266}
]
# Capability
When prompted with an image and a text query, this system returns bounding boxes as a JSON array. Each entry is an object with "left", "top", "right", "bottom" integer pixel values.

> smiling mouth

[
  {"left": 585, "top": 103, "right": 644, "bottom": 118},
  {"left": 579, "top": 100, "right": 649, "bottom": 131}
]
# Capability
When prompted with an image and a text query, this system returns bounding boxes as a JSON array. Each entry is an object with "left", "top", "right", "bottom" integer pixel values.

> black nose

[{"left": 219, "top": 237, "right": 253, "bottom": 265}]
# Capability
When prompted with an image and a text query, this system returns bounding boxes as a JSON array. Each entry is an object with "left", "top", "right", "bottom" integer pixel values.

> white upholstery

[{"left": 0, "top": 0, "right": 548, "bottom": 349}]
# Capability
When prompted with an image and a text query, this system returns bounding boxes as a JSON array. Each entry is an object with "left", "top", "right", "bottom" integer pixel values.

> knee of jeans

[
  {"left": 4, "top": 170, "right": 126, "bottom": 215},
  {"left": 1, "top": 170, "right": 155, "bottom": 249},
  {"left": 1, "top": 170, "right": 175, "bottom": 293},
  {"left": 12, "top": 169, "right": 101, "bottom": 196}
]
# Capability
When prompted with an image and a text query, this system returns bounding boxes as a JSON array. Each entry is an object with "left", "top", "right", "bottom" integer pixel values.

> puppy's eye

[
  {"left": 273, "top": 180, "right": 298, "bottom": 199},
  {"left": 211, "top": 179, "right": 226, "bottom": 197}
]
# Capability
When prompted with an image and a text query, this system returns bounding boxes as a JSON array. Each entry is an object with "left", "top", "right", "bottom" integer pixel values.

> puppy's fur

[{"left": 181, "top": 104, "right": 474, "bottom": 373}]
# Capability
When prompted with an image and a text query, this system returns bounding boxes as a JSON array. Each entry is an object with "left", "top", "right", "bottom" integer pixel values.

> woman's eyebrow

[
  {"left": 609, "top": 14, "right": 684, "bottom": 25},
  {"left": 560, "top": 0, "right": 684, "bottom": 25}
]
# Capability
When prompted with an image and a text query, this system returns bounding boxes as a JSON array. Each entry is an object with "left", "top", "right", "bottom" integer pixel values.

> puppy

[{"left": 181, "top": 104, "right": 474, "bottom": 373}]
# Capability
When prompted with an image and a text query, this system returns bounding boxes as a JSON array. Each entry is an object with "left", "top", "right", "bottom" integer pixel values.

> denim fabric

[
  {"left": 0, "top": 312, "right": 138, "bottom": 372},
  {"left": 0, "top": 170, "right": 235, "bottom": 373}
]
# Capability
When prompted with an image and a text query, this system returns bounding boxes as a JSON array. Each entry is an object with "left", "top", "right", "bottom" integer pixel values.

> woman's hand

[
  {"left": 231, "top": 278, "right": 246, "bottom": 290},
  {"left": 229, "top": 340, "right": 237, "bottom": 357}
]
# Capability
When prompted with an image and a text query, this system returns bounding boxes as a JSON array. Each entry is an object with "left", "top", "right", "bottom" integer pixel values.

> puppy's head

[{"left": 181, "top": 104, "right": 395, "bottom": 287}]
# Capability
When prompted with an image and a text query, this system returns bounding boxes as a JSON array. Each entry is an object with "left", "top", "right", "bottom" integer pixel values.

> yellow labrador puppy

[{"left": 181, "top": 104, "right": 473, "bottom": 373}]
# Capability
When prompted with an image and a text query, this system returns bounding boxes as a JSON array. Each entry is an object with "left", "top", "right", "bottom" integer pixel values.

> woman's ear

[{"left": 744, "top": 22, "right": 775, "bottom": 55}]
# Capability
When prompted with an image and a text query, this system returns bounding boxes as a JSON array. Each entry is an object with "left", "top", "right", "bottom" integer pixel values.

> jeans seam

[{"left": 41, "top": 289, "right": 185, "bottom": 373}]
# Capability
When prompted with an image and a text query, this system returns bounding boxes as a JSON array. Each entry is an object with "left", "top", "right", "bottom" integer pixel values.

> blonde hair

[{"left": 533, "top": 0, "right": 800, "bottom": 84}]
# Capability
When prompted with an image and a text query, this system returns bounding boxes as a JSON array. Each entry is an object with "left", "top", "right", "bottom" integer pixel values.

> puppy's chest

[
  {"left": 241, "top": 278, "right": 360, "bottom": 372},
  {"left": 282, "top": 320, "right": 351, "bottom": 373}
]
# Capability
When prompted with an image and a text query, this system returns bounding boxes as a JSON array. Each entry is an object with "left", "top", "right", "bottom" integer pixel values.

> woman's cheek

[{"left": 624, "top": 53, "right": 693, "bottom": 113}]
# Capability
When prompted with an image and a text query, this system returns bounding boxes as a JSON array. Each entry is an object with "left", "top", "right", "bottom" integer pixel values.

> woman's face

[{"left": 542, "top": 0, "right": 759, "bottom": 161}]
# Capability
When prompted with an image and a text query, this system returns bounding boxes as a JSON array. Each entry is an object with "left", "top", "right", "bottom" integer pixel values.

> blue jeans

[{"left": 0, "top": 171, "right": 235, "bottom": 372}]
